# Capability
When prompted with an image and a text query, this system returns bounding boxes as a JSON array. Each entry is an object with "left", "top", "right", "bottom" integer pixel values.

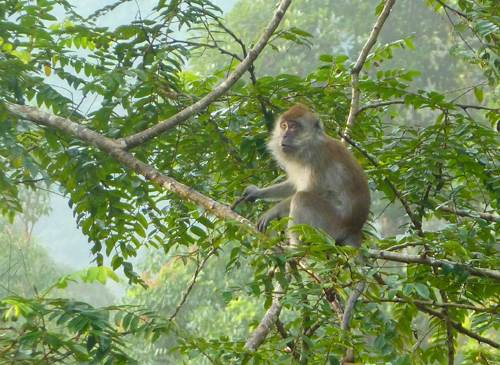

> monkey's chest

[
  {"left": 287, "top": 165, "right": 342, "bottom": 200},
  {"left": 286, "top": 164, "right": 312, "bottom": 191}
]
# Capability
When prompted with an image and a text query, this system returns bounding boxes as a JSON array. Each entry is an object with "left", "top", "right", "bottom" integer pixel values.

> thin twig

[
  {"left": 434, "top": 0, "right": 469, "bottom": 19},
  {"left": 373, "top": 273, "right": 500, "bottom": 350},
  {"left": 363, "top": 298, "right": 497, "bottom": 313},
  {"left": 417, "top": 302, "right": 499, "bottom": 348},
  {"left": 439, "top": 206, "right": 499, "bottom": 222},
  {"left": 169, "top": 247, "right": 218, "bottom": 321},
  {"left": 343, "top": 134, "right": 423, "bottom": 235},
  {"left": 369, "top": 249, "right": 500, "bottom": 281}
]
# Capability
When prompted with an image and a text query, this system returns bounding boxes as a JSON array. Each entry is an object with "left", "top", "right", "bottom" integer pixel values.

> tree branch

[
  {"left": 169, "top": 246, "right": 218, "bottom": 321},
  {"left": 357, "top": 100, "right": 406, "bottom": 115},
  {"left": 120, "top": 0, "right": 292, "bottom": 149},
  {"left": 167, "top": 38, "right": 243, "bottom": 62},
  {"left": 439, "top": 206, "right": 499, "bottom": 222},
  {"left": 364, "top": 298, "right": 498, "bottom": 313},
  {"left": 5, "top": 104, "right": 254, "bottom": 229},
  {"left": 416, "top": 302, "right": 500, "bottom": 348},
  {"left": 343, "top": 134, "right": 423, "bottom": 235},
  {"left": 373, "top": 273, "right": 500, "bottom": 350},
  {"left": 344, "top": 0, "right": 396, "bottom": 135},
  {"left": 368, "top": 249, "right": 500, "bottom": 281},
  {"left": 434, "top": 0, "right": 469, "bottom": 20},
  {"left": 244, "top": 282, "right": 284, "bottom": 352}
]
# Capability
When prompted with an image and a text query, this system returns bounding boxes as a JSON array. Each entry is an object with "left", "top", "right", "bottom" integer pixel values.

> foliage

[
  {"left": 1, "top": 0, "right": 500, "bottom": 364},
  {"left": 126, "top": 244, "right": 264, "bottom": 364},
  {"left": 0, "top": 288, "right": 160, "bottom": 365}
]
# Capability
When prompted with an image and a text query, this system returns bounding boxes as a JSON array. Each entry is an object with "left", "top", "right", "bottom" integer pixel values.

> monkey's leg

[
  {"left": 288, "top": 191, "right": 342, "bottom": 246},
  {"left": 256, "top": 198, "right": 291, "bottom": 232}
]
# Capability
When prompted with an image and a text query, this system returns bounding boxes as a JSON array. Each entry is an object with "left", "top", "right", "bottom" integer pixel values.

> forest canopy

[{"left": 1, "top": 0, "right": 500, "bottom": 364}]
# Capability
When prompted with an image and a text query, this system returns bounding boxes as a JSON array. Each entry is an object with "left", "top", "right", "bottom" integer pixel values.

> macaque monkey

[
  {"left": 243, "top": 104, "right": 370, "bottom": 249},
  {"left": 243, "top": 104, "right": 370, "bottom": 347}
]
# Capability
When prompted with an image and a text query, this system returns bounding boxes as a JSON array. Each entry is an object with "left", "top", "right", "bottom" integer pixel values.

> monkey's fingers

[
  {"left": 242, "top": 185, "right": 260, "bottom": 203},
  {"left": 231, "top": 196, "right": 246, "bottom": 210},
  {"left": 256, "top": 215, "right": 271, "bottom": 233}
]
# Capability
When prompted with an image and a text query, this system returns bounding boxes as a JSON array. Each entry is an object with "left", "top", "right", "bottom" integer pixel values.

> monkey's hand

[
  {"left": 256, "top": 211, "right": 274, "bottom": 232},
  {"left": 242, "top": 185, "right": 261, "bottom": 203}
]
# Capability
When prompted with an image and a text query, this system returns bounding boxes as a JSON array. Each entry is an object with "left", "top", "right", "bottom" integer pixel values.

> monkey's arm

[{"left": 243, "top": 181, "right": 295, "bottom": 202}]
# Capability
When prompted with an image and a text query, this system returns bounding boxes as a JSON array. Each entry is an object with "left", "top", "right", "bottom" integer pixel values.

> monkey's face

[
  {"left": 268, "top": 105, "right": 324, "bottom": 161},
  {"left": 278, "top": 120, "right": 301, "bottom": 153}
]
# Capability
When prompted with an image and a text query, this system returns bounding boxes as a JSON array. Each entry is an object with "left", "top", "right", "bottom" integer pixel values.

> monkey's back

[{"left": 314, "top": 137, "right": 370, "bottom": 232}]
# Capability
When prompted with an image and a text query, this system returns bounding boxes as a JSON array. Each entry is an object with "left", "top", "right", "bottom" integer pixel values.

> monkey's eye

[
  {"left": 280, "top": 122, "right": 287, "bottom": 129},
  {"left": 289, "top": 123, "right": 297, "bottom": 130}
]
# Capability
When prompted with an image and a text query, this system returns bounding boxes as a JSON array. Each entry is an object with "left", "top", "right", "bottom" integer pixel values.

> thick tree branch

[
  {"left": 244, "top": 282, "right": 284, "bottom": 352},
  {"left": 5, "top": 103, "right": 254, "bottom": 228},
  {"left": 120, "top": 0, "right": 291, "bottom": 149},
  {"left": 369, "top": 249, "right": 500, "bottom": 281},
  {"left": 344, "top": 0, "right": 396, "bottom": 135}
]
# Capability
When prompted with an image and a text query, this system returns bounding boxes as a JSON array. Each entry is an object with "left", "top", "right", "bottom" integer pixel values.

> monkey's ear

[{"left": 315, "top": 118, "right": 324, "bottom": 131}]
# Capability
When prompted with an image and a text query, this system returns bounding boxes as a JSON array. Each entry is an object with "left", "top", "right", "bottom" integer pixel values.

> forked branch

[{"left": 120, "top": 0, "right": 292, "bottom": 149}]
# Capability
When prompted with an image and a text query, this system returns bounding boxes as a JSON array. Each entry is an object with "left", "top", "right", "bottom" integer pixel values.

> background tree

[{"left": 1, "top": 0, "right": 500, "bottom": 364}]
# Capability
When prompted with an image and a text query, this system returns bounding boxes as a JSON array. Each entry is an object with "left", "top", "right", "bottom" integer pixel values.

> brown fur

[{"left": 244, "top": 104, "right": 370, "bottom": 248}]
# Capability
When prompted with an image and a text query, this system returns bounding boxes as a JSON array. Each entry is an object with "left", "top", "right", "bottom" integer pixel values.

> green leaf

[
  {"left": 404, "top": 38, "right": 415, "bottom": 50},
  {"left": 198, "top": 216, "right": 214, "bottom": 229},
  {"left": 395, "top": 354, "right": 411, "bottom": 365},
  {"left": 190, "top": 226, "right": 207, "bottom": 238},
  {"left": 373, "top": 334, "right": 386, "bottom": 350},
  {"left": 188, "top": 350, "right": 200, "bottom": 359},
  {"left": 319, "top": 54, "right": 334, "bottom": 63},
  {"left": 300, "top": 334, "right": 315, "bottom": 349},
  {"left": 130, "top": 314, "right": 140, "bottom": 332},
  {"left": 12, "top": 50, "right": 31, "bottom": 64},
  {"left": 403, "top": 284, "right": 414, "bottom": 296},
  {"left": 84, "top": 267, "right": 99, "bottom": 283},
  {"left": 289, "top": 27, "right": 313, "bottom": 37},
  {"left": 123, "top": 313, "right": 133, "bottom": 330},
  {"left": 329, "top": 355, "right": 340, "bottom": 365},
  {"left": 474, "top": 86, "right": 484, "bottom": 103},
  {"left": 388, "top": 289, "right": 399, "bottom": 299},
  {"left": 415, "top": 283, "right": 430, "bottom": 300},
  {"left": 222, "top": 291, "right": 233, "bottom": 303},
  {"left": 137, "top": 213, "right": 148, "bottom": 229}
]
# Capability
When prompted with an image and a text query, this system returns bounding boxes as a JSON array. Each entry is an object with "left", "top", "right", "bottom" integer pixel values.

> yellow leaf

[
  {"left": 13, "top": 158, "right": 22, "bottom": 169},
  {"left": 44, "top": 64, "right": 51, "bottom": 76},
  {"left": 3, "top": 43, "right": 13, "bottom": 53},
  {"left": 12, "top": 50, "right": 31, "bottom": 64}
]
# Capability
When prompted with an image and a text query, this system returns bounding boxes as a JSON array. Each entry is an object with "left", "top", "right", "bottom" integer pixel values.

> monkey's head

[{"left": 269, "top": 104, "right": 325, "bottom": 160}]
